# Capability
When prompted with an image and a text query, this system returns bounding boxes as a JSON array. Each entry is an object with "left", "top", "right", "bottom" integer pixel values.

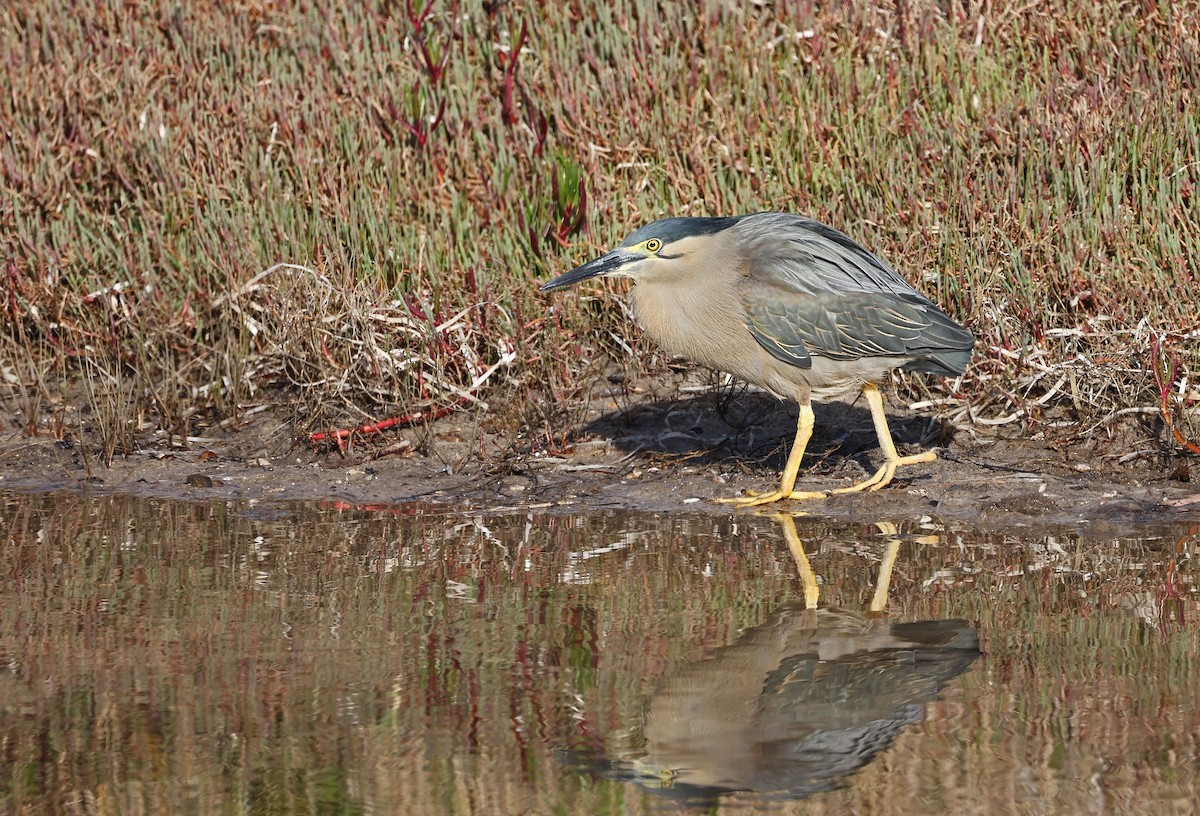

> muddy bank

[{"left": 2, "top": 388, "right": 1197, "bottom": 537}]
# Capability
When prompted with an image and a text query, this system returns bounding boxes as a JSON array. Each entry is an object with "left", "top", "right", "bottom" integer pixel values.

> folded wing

[{"left": 736, "top": 215, "right": 974, "bottom": 377}]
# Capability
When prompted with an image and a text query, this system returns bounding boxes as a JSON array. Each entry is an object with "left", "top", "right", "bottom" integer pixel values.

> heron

[{"left": 541, "top": 212, "right": 973, "bottom": 505}]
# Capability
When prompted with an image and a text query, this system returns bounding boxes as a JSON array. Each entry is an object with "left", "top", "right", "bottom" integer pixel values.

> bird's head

[{"left": 541, "top": 216, "right": 745, "bottom": 292}]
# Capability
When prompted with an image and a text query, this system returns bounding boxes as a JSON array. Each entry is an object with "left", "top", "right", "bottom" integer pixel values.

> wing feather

[{"left": 734, "top": 215, "right": 974, "bottom": 375}]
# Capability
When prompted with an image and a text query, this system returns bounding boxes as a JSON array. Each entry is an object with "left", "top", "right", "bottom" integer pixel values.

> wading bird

[{"left": 541, "top": 213, "right": 973, "bottom": 505}]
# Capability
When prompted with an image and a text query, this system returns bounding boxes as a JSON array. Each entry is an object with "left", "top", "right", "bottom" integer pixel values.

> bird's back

[{"left": 732, "top": 213, "right": 974, "bottom": 378}]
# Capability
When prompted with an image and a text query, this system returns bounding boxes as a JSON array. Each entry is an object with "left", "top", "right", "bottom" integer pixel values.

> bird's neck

[{"left": 629, "top": 266, "right": 747, "bottom": 370}]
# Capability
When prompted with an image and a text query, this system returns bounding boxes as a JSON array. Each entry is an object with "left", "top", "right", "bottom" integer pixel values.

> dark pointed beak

[{"left": 540, "top": 249, "right": 639, "bottom": 292}]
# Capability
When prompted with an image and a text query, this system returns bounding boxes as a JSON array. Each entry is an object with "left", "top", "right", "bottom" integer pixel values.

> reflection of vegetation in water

[
  {"left": 247, "top": 767, "right": 364, "bottom": 816},
  {"left": 0, "top": 493, "right": 1196, "bottom": 814},
  {"left": 562, "top": 605, "right": 599, "bottom": 692}
]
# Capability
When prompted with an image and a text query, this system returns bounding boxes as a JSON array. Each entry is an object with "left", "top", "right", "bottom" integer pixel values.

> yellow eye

[{"left": 646, "top": 238, "right": 662, "bottom": 253}]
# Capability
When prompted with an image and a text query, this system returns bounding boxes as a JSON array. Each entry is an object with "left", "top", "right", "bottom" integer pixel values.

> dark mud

[{"left": 2, "top": 385, "right": 1197, "bottom": 536}]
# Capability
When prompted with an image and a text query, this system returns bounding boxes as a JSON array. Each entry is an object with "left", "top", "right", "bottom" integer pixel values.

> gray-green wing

[{"left": 734, "top": 214, "right": 974, "bottom": 376}]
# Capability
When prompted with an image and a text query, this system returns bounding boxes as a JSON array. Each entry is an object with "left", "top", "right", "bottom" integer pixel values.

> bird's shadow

[{"left": 583, "top": 387, "right": 955, "bottom": 476}]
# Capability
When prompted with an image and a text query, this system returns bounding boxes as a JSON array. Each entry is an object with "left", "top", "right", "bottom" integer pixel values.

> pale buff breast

[{"left": 628, "top": 275, "right": 901, "bottom": 405}]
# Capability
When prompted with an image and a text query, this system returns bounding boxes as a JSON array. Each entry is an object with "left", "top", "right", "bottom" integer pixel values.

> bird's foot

[
  {"left": 715, "top": 489, "right": 793, "bottom": 507},
  {"left": 715, "top": 487, "right": 829, "bottom": 506},
  {"left": 828, "top": 450, "right": 937, "bottom": 495},
  {"left": 715, "top": 450, "right": 937, "bottom": 506}
]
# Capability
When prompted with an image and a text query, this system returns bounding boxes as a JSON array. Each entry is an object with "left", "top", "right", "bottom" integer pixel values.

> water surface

[{"left": 1, "top": 492, "right": 1197, "bottom": 814}]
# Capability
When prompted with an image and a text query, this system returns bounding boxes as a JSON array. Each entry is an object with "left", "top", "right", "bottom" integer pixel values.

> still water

[{"left": 1, "top": 491, "right": 1197, "bottom": 815}]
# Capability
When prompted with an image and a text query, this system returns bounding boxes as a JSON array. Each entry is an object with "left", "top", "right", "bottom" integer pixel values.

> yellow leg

[
  {"left": 717, "top": 403, "right": 816, "bottom": 507},
  {"left": 827, "top": 383, "right": 936, "bottom": 496},
  {"left": 718, "top": 384, "right": 935, "bottom": 506}
]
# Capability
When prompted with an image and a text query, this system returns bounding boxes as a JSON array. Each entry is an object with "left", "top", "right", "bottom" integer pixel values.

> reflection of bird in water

[
  {"left": 623, "top": 605, "right": 979, "bottom": 802},
  {"left": 565, "top": 514, "right": 980, "bottom": 804}
]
